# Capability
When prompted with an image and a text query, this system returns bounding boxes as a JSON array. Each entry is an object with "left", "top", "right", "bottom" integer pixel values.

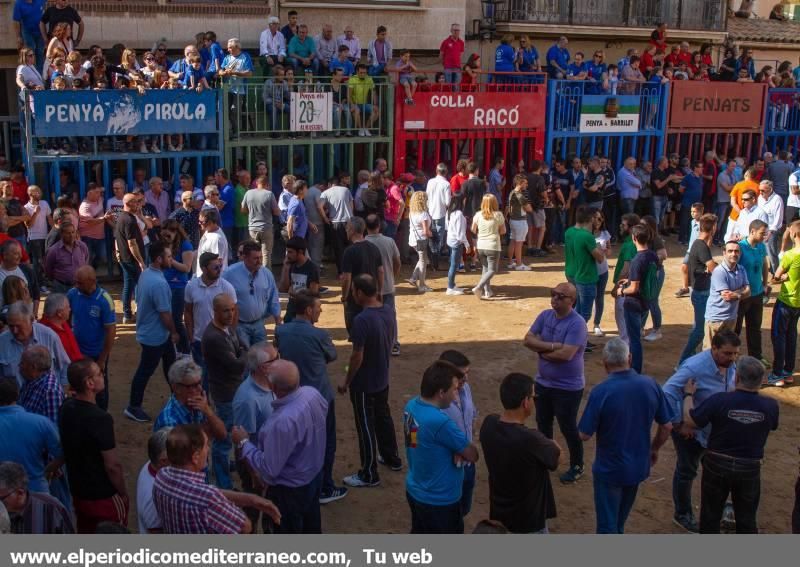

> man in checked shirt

[{"left": 18, "top": 346, "right": 64, "bottom": 424}]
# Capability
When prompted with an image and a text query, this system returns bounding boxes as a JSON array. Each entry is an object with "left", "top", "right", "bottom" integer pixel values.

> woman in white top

[
  {"left": 471, "top": 194, "right": 506, "bottom": 298},
  {"left": 407, "top": 191, "right": 433, "bottom": 293},
  {"left": 445, "top": 192, "right": 471, "bottom": 295},
  {"left": 44, "top": 22, "right": 73, "bottom": 76},
  {"left": 16, "top": 48, "right": 45, "bottom": 103},
  {"left": 591, "top": 209, "right": 611, "bottom": 337}
]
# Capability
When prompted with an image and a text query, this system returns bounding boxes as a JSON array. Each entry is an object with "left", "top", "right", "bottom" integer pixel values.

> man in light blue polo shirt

[
  {"left": 222, "top": 240, "right": 281, "bottom": 348},
  {"left": 218, "top": 37, "right": 253, "bottom": 137},
  {"left": 403, "top": 360, "right": 479, "bottom": 534},
  {"left": 68, "top": 266, "right": 116, "bottom": 411},
  {"left": 704, "top": 241, "right": 750, "bottom": 350},
  {"left": 662, "top": 330, "right": 740, "bottom": 533},
  {"left": 125, "top": 242, "right": 178, "bottom": 423}
]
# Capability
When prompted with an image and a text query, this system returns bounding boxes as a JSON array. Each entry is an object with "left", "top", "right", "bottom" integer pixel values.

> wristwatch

[{"left": 237, "top": 438, "right": 248, "bottom": 450}]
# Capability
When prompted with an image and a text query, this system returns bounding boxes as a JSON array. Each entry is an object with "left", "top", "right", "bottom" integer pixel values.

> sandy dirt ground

[{"left": 104, "top": 239, "right": 800, "bottom": 534}]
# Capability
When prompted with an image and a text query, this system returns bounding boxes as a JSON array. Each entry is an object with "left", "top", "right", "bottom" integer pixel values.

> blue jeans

[
  {"left": 623, "top": 307, "right": 645, "bottom": 373},
  {"left": 267, "top": 472, "right": 322, "bottom": 534},
  {"left": 641, "top": 267, "right": 665, "bottom": 330},
  {"left": 653, "top": 196, "right": 668, "bottom": 229},
  {"left": 21, "top": 27, "right": 45, "bottom": 70},
  {"left": 714, "top": 203, "right": 730, "bottom": 243},
  {"left": 236, "top": 319, "right": 267, "bottom": 349},
  {"left": 129, "top": 339, "right": 176, "bottom": 408},
  {"left": 672, "top": 431, "right": 705, "bottom": 519},
  {"left": 593, "top": 478, "right": 639, "bottom": 534},
  {"left": 678, "top": 203, "right": 692, "bottom": 243},
  {"left": 82, "top": 236, "right": 107, "bottom": 270},
  {"left": 771, "top": 299, "right": 800, "bottom": 375},
  {"left": 444, "top": 69, "right": 462, "bottom": 86},
  {"left": 766, "top": 229, "right": 781, "bottom": 274},
  {"left": 534, "top": 382, "right": 584, "bottom": 468},
  {"left": 287, "top": 57, "right": 320, "bottom": 74},
  {"left": 575, "top": 282, "right": 598, "bottom": 323},
  {"left": 171, "top": 286, "right": 190, "bottom": 354},
  {"left": 448, "top": 244, "right": 463, "bottom": 289},
  {"left": 119, "top": 261, "right": 141, "bottom": 319},
  {"left": 621, "top": 198, "right": 637, "bottom": 215},
  {"left": 429, "top": 218, "right": 446, "bottom": 269},
  {"left": 383, "top": 221, "right": 397, "bottom": 239},
  {"left": 212, "top": 401, "right": 234, "bottom": 489},
  {"left": 381, "top": 293, "right": 399, "bottom": 347},
  {"left": 407, "top": 492, "right": 463, "bottom": 534},
  {"left": 368, "top": 64, "right": 386, "bottom": 77},
  {"left": 190, "top": 340, "right": 209, "bottom": 393},
  {"left": 594, "top": 271, "right": 609, "bottom": 326},
  {"left": 679, "top": 289, "right": 709, "bottom": 363},
  {"left": 460, "top": 463, "right": 476, "bottom": 517}
]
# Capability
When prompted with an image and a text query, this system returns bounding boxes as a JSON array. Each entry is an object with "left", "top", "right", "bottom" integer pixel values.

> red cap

[{"left": 398, "top": 173, "right": 415, "bottom": 183}]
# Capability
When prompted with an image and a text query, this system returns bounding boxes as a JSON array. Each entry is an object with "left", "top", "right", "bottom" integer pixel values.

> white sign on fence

[{"left": 290, "top": 92, "right": 331, "bottom": 132}]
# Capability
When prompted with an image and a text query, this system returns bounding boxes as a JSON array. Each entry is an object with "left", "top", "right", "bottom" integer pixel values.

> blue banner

[{"left": 32, "top": 89, "right": 217, "bottom": 137}]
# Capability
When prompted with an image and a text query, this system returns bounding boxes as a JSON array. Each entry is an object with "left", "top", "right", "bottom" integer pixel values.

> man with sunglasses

[
  {"left": 586, "top": 51, "right": 607, "bottom": 94},
  {"left": 196, "top": 208, "right": 229, "bottom": 277},
  {"left": 725, "top": 189, "right": 768, "bottom": 243},
  {"left": 524, "top": 282, "right": 587, "bottom": 484}
]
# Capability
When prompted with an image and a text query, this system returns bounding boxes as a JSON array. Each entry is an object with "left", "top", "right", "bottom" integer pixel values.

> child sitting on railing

[{"left": 394, "top": 50, "right": 418, "bottom": 104}]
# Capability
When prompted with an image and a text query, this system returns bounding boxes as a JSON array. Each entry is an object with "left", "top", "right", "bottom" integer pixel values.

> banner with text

[
  {"left": 579, "top": 95, "right": 640, "bottom": 133},
  {"left": 401, "top": 91, "right": 545, "bottom": 131},
  {"left": 32, "top": 89, "right": 218, "bottom": 137},
  {"left": 290, "top": 92, "right": 332, "bottom": 132},
  {"left": 668, "top": 81, "right": 767, "bottom": 130}
]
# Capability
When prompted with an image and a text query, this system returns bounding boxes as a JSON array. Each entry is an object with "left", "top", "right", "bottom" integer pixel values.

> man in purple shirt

[
  {"left": 144, "top": 177, "right": 171, "bottom": 224},
  {"left": 232, "top": 359, "right": 327, "bottom": 534},
  {"left": 523, "top": 282, "right": 587, "bottom": 485},
  {"left": 44, "top": 223, "right": 89, "bottom": 291}
]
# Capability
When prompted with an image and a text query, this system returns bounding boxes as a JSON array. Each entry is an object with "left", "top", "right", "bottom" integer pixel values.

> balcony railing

[{"left": 497, "top": 0, "right": 725, "bottom": 31}]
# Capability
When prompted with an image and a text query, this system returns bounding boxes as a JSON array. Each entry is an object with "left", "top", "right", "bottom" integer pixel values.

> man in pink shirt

[
  {"left": 439, "top": 23, "right": 464, "bottom": 85},
  {"left": 78, "top": 183, "right": 109, "bottom": 271}
]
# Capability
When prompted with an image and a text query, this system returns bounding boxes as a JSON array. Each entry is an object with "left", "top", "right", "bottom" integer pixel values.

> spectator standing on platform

[
  {"left": 315, "top": 24, "right": 337, "bottom": 74},
  {"left": 59, "top": 359, "right": 128, "bottom": 533},
  {"left": 218, "top": 39, "right": 253, "bottom": 138},
  {"left": 196, "top": 208, "right": 229, "bottom": 276},
  {"left": 13, "top": 0, "right": 46, "bottom": 69},
  {"left": 23, "top": 185, "right": 50, "bottom": 288},
  {"left": 523, "top": 282, "right": 587, "bottom": 484},
  {"left": 242, "top": 175, "right": 280, "bottom": 268},
  {"left": 124, "top": 242, "right": 178, "bottom": 423},
  {"left": 68, "top": 266, "right": 115, "bottom": 410},
  {"left": 44, "top": 222, "right": 87, "bottom": 294},
  {"left": 281, "top": 10, "right": 298, "bottom": 45},
  {"left": 578, "top": 339, "right": 672, "bottom": 533},
  {"left": 546, "top": 36, "right": 570, "bottom": 79},
  {"left": 287, "top": 24, "right": 319, "bottom": 74},
  {"left": 113, "top": 194, "right": 146, "bottom": 324},
  {"left": 337, "top": 26, "right": 361, "bottom": 64},
  {"left": 440, "top": 24, "right": 464, "bottom": 84},
  {"left": 222, "top": 240, "right": 280, "bottom": 348}
]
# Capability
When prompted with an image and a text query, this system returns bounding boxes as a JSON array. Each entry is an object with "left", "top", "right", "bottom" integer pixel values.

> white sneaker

[
  {"left": 418, "top": 285, "right": 433, "bottom": 293},
  {"left": 151, "top": 144, "right": 161, "bottom": 154},
  {"left": 484, "top": 286, "right": 495, "bottom": 299},
  {"left": 167, "top": 144, "right": 177, "bottom": 152},
  {"left": 508, "top": 262, "right": 517, "bottom": 270},
  {"left": 343, "top": 473, "right": 380, "bottom": 488},
  {"left": 358, "top": 128, "right": 366, "bottom": 137},
  {"left": 515, "top": 264, "right": 532, "bottom": 271},
  {"left": 363, "top": 128, "right": 372, "bottom": 137},
  {"left": 644, "top": 330, "right": 663, "bottom": 342},
  {"left": 139, "top": 142, "right": 149, "bottom": 153},
  {"left": 593, "top": 326, "right": 606, "bottom": 337},
  {"left": 471, "top": 286, "right": 483, "bottom": 296},
  {"left": 446, "top": 288, "right": 464, "bottom": 296}
]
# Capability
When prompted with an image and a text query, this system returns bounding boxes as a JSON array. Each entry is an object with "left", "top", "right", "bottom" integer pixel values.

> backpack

[{"left": 639, "top": 260, "right": 659, "bottom": 301}]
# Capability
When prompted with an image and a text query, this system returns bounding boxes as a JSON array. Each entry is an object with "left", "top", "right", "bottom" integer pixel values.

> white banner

[
  {"left": 290, "top": 92, "right": 331, "bottom": 132},
  {"left": 579, "top": 113, "right": 640, "bottom": 133}
]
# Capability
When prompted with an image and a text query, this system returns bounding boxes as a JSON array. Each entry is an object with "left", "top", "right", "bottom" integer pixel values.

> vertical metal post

[{"left": 545, "top": 80, "right": 556, "bottom": 166}]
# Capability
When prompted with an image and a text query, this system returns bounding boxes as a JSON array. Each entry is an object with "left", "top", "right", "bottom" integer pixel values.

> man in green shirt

[
  {"left": 234, "top": 169, "right": 251, "bottom": 246},
  {"left": 287, "top": 24, "right": 319, "bottom": 74},
  {"left": 564, "top": 205, "right": 605, "bottom": 334},
  {"left": 770, "top": 219, "right": 800, "bottom": 384},
  {"left": 348, "top": 63, "right": 379, "bottom": 137},
  {"left": 612, "top": 213, "right": 641, "bottom": 345}
]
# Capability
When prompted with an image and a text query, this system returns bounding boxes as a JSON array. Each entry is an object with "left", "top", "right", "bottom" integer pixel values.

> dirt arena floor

[{"left": 104, "top": 239, "right": 800, "bottom": 534}]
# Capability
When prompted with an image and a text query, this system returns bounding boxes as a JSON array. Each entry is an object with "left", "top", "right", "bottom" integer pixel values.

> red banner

[
  {"left": 400, "top": 91, "right": 545, "bottom": 131},
  {"left": 668, "top": 81, "right": 767, "bottom": 130}
]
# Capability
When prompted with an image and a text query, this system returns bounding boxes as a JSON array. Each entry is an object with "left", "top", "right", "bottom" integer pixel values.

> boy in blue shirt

[
  {"left": 182, "top": 56, "right": 209, "bottom": 92},
  {"left": 329, "top": 45, "right": 354, "bottom": 78}
]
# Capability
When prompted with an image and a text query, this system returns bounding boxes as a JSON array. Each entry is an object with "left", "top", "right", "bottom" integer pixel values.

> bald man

[
  {"left": 113, "top": 193, "right": 146, "bottom": 323},
  {"left": 523, "top": 282, "right": 588, "bottom": 484},
  {"left": 232, "top": 359, "right": 328, "bottom": 534},
  {"left": 202, "top": 293, "right": 247, "bottom": 490}
]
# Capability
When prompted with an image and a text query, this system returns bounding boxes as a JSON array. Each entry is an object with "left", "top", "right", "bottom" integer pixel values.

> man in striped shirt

[
  {"left": 0, "top": 461, "right": 73, "bottom": 534},
  {"left": 18, "top": 346, "right": 64, "bottom": 424}
]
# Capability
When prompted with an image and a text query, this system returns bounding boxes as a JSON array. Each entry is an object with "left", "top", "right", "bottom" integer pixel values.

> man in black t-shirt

[
  {"left": 59, "top": 359, "right": 128, "bottom": 533},
  {"left": 651, "top": 156, "right": 682, "bottom": 233},
  {"left": 340, "top": 217, "right": 383, "bottom": 339},
  {"left": 112, "top": 194, "right": 146, "bottom": 323},
  {"left": 679, "top": 214, "right": 718, "bottom": 364},
  {"left": 583, "top": 157, "right": 605, "bottom": 210},
  {"left": 683, "top": 356, "right": 779, "bottom": 534},
  {"left": 279, "top": 236, "right": 320, "bottom": 323},
  {"left": 480, "top": 373, "right": 561, "bottom": 533},
  {"left": 40, "top": 0, "right": 83, "bottom": 44},
  {"left": 461, "top": 163, "right": 486, "bottom": 269}
]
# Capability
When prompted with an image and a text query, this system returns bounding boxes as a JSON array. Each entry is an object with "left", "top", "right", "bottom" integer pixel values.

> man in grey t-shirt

[
  {"left": 241, "top": 176, "right": 281, "bottom": 267},
  {"left": 765, "top": 150, "right": 793, "bottom": 199},
  {"left": 304, "top": 181, "right": 327, "bottom": 267},
  {"left": 365, "top": 213, "right": 401, "bottom": 356},
  {"left": 321, "top": 173, "right": 355, "bottom": 274}
]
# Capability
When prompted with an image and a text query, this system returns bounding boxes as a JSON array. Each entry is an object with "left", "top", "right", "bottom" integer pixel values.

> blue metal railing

[{"left": 764, "top": 88, "right": 800, "bottom": 154}]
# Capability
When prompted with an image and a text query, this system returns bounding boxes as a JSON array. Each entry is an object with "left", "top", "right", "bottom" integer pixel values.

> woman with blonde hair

[
  {"left": 407, "top": 190, "right": 433, "bottom": 293},
  {"left": 44, "top": 22, "right": 72, "bottom": 75},
  {"left": 471, "top": 193, "right": 506, "bottom": 298}
]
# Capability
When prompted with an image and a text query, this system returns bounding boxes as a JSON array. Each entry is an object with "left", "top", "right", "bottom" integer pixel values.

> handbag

[{"left": 411, "top": 213, "right": 429, "bottom": 252}]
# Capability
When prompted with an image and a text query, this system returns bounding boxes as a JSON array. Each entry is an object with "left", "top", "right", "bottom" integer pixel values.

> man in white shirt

[
  {"left": 726, "top": 189, "right": 769, "bottom": 242},
  {"left": 756, "top": 179, "right": 784, "bottom": 273},
  {"left": 259, "top": 16, "right": 286, "bottom": 73},
  {"left": 137, "top": 428, "right": 170, "bottom": 533},
  {"left": 196, "top": 208, "right": 229, "bottom": 277},
  {"left": 425, "top": 163, "right": 452, "bottom": 271}
]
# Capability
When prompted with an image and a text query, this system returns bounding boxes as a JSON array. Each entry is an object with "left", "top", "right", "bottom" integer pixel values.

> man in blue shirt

[
  {"left": 736, "top": 220, "right": 770, "bottom": 365},
  {"left": 704, "top": 241, "right": 750, "bottom": 350},
  {"left": 546, "top": 36, "right": 570, "bottom": 79},
  {"left": 218, "top": 38, "right": 253, "bottom": 137},
  {"left": 586, "top": 50, "right": 608, "bottom": 94},
  {"left": 403, "top": 360, "right": 479, "bottom": 533},
  {"left": 222, "top": 240, "right": 281, "bottom": 349},
  {"left": 679, "top": 161, "right": 704, "bottom": 244},
  {"left": 276, "top": 291, "right": 347, "bottom": 504},
  {"left": 13, "top": 0, "right": 46, "bottom": 69},
  {"left": 681, "top": 355, "right": 778, "bottom": 534},
  {"left": 578, "top": 338, "right": 672, "bottom": 533},
  {"left": 566, "top": 51, "right": 588, "bottom": 80},
  {"left": 214, "top": 168, "right": 236, "bottom": 252},
  {"left": 487, "top": 157, "right": 505, "bottom": 209},
  {"left": 68, "top": 266, "right": 116, "bottom": 411},
  {"left": 329, "top": 45, "right": 355, "bottom": 77},
  {"left": 662, "top": 330, "right": 740, "bottom": 533},
  {"left": 125, "top": 242, "right": 178, "bottom": 423}
]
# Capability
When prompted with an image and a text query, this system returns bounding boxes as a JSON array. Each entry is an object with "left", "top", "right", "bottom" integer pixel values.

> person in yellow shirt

[
  {"left": 348, "top": 63, "right": 379, "bottom": 137},
  {"left": 769, "top": 219, "right": 800, "bottom": 386},
  {"left": 728, "top": 167, "right": 760, "bottom": 222}
]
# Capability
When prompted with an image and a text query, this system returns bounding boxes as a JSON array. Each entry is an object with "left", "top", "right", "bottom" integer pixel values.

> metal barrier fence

[
  {"left": 0, "top": 117, "right": 20, "bottom": 167},
  {"left": 764, "top": 88, "right": 800, "bottom": 154}
]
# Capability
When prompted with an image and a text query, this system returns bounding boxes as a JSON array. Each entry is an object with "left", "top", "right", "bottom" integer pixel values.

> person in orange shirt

[{"left": 728, "top": 167, "right": 760, "bottom": 223}]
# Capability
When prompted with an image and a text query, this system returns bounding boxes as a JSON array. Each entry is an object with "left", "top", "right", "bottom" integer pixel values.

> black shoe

[
  {"left": 377, "top": 455, "right": 403, "bottom": 471},
  {"left": 672, "top": 514, "right": 699, "bottom": 533}
]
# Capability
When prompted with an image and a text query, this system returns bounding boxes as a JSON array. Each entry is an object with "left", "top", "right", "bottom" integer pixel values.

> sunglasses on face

[{"left": 742, "top": 197, "right": 754, "bottom": 202}]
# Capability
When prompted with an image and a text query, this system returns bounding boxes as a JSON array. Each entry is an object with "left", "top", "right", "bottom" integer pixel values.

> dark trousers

[
  {"left": 322, "top": 400, "right": 337, "bottom": 495},
  {"left": 735, "top": 294, "right": 764, "bottom": 359},
  {"left": 534, "top": 382, "right": 583, "bottom": 468},
  {"left": 593, "top": 478, "right": 639, "bottom": 534},
  {"left": 793, "top": 476, "right": 800, "bottom": 534},
  {"left": 331, "top": 222, "right": 349, "bottom": 275},
  {"left": 343, "top": 301, "right": 361, "bottom": 341},
  {"left": 349, "top": 387, "right": 400, "bottom": 484},
  {"left": 171, "top": 286, "right": 190, "bottom": 354},
  {"left": 771, "top": 299, "right": 800, "bottom": 375},
  {"left": 460, "top": 463, "right": 476, "bottom": 517},
  {"left": 678, "top": 203, "right": 692, "bottom": 243},
  {"left": 406, "top": 492, "right": 463, "bottom": 534},
  {"left": 266, "top": 472, "right": 323, "bottom": 534},
  {"left": 236, "top": 460, "right": 271, "bottom": 534},
  {"left": 623, "top": 307, "right": 646, "bottom": 373},
  {"left": 671, "top": 431, "right": 705, "bottom": 519},
  {"left": 129, "top": 338, "right": 176, "bottom": 408},
  {"left": 699, "top": 452, "right": 761, "bottom": 534},
  {"left": 119, "top": 261, "right": 141, "bottom": 319}
]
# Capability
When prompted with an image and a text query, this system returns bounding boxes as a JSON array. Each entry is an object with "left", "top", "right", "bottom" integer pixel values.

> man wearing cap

[{"left": 260, "top": 16, "right": 286, "bottom": 75}]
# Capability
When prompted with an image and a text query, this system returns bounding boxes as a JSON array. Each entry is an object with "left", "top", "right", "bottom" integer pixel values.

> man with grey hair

[
  {"left": 196, "top": 208, "right": 229, "bottom": 276},
  {"left": 0, "top": 461, "right": 73, "bottom": 534},
  {"left": 260, "top": 16, "right": 287, "bottom": 73},
  {"left": 682, "top": 356, "right": 778, "bottom": 533},
  {"left": 39, "top": 292, "right": 81, "bottom": 363},
  {"left": 145, "top": 176, "right": 171, "bottom": 224},
  {"left": 0, "top": 301, "right": 70, "bottom": 387},
  {"left": 0, "top": 501, "right": 8, "bottom": 534},
  {"left": 136, "top": 428, "right": 171, "bottom": 533},
  {"left": 19, "top": 345, "right": 64, "bottom": 424},
  {"left": 153, "top": 357, "right": 226, "bottom": 443},
  {"left": 578, "top": 337, "right": 673, "bottom": 533},
  {"left": 218, "top": 37, "right": 254, "bottom": 137}
]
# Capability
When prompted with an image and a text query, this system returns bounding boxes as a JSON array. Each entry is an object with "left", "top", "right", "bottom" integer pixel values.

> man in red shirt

[
  {"left": 39, "top": 293, "right": 83, "bottom": 361},
  {"left": 439, "top": 23, "right": 464, "bottom": 85},
  {"left": 450, "top": 159, "right": 468, "bottom": 195},
  {"left": 10, "top": 166, "right": 29, "bottom": 205},
  {"left": 677, "top": 41, "right": 692, "bottom": 66},
  {"left": 664, "top": 45, "right": 680, "bottom": 68}
]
